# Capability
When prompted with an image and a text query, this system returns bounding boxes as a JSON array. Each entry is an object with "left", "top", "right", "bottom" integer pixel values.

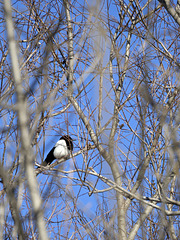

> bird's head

[{"left": 60, "top": 135, "right": 74, "bottom": 151}]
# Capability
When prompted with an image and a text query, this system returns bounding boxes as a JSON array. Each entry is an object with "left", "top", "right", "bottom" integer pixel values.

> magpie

[{"left": 42, "top": 135, "right": 73, "bottom": 166}]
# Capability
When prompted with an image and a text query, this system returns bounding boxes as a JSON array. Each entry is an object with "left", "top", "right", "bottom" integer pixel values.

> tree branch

[{"left": 4, "top": 1, "right": 49, "bottom": 239}]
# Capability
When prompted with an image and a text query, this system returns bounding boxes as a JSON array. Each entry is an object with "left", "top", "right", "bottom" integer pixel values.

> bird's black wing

[{"left": 42, "top": 147, "right": 56, "bottom": 166}]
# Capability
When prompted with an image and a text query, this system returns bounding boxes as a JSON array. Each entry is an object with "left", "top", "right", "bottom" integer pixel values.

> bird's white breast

[{"left": 53, "top": 139, "right": 70, "bottom": 159}]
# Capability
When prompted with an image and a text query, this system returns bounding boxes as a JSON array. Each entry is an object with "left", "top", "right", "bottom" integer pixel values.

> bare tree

[{"left": 1, "top": 0, "right": 180, "bottom": 239}]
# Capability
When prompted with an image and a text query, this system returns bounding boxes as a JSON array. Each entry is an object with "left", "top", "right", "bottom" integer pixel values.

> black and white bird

[{"left": 42, "top": 135, "right": 73, "bottom": 166}]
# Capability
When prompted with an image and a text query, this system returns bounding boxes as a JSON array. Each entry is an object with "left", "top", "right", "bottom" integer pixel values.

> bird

[{"left": 42, "top": 135, "right": 73, "bottom": 166}]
